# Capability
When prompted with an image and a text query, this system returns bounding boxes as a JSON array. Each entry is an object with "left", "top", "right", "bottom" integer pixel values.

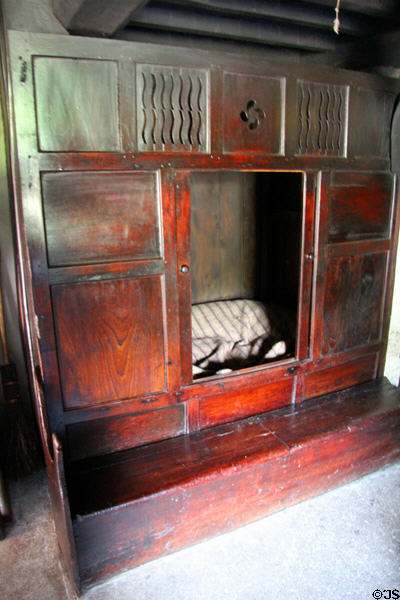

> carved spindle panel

[
  {"left": 297, "top": 81, "right": 348, "bottom": 157},
  {"left": 136, "top": 64, "right": 209, "bottom": 153}
]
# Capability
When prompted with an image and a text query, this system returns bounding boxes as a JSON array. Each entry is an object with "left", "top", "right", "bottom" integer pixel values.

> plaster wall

[{"left": 385, "top": 234, "right": 400, "bottom": 386}]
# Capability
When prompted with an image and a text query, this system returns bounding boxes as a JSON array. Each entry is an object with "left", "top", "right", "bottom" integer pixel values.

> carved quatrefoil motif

[{"left": 240, "top": 99, "right": 266, "bottom": 131}]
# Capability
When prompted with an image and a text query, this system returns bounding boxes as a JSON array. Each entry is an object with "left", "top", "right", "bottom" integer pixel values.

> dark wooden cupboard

[{"left": 3, "top": 28, "right": 400, "bottom": 592}]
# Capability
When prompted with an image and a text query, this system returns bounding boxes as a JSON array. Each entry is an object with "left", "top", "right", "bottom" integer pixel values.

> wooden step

[{"left": 67, "top": 378, "right": 400, "bottom": 588}]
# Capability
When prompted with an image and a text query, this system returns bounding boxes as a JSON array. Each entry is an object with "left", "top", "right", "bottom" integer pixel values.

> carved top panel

[
  {"left": 136, "top": 64, "right": 209, "bottom": 153},
  {"left": 351, "top": 88, "right": 395, "bottom": 159},
  {"left": 296, "top": 80, "right": 349, "bottom": 157},
  {"left": 222, "top": 72, "right": 285, "bottom": 155},
  {"left": 8, "top": 30, "right": 399, "bottom": 165},
  {"left": 33, "top": 56, "right": 120, "bottom": 152}
]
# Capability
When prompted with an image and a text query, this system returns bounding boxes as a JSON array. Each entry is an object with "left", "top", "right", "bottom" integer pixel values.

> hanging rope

[{"left": 333, "top": 0, "right": 341, "bottom": 34}]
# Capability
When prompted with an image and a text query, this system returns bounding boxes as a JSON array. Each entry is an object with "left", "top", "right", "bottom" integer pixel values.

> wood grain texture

[
  {"left": 190, "top": 171, "right": 258, "bottom": 303},
  {"left": 51, "top": 276, "right": 166, "bottom": 409},
  {"left": 199, "top": 378, "right": 294, "bottom": 428},
  {"left": 42, "top": 171, "right": 161, "bottom": 266},
  {"left": 69, "top": 413, "right": 289, "bottom": 514},
  {"left": 351, "top": 88, "right": 395, "bottom": 159},
  {"left": 303, "top": 353, "right": 377, "bottom": 399},
  {"left": 296, "top": 80, "right": 348, "bottom": 157},
  {"left": 68, "top": 379, "right": 400, "bottom": 586},
  {"left": 190, "top": 171, "right": 303, "bottom": 308},
  {"left": 136, "top": 64, "right": 209, "bottom": 153},
  {"left": 222, "top": 72, "right": 284, "bottom": 155},
  {"left": 322, "top": 252, "right": 387, "bottom": 355},
  {"left": 68, "top": 381, "right": 400, "bottom": 514},
  {"left": 66, "top": 404, "right": 185, "bottom": 461},
  {"left": 328, "top": 172, "right": 393, "bottom": 243},
  {"left": 190, "top": 171, "right": 222, "bottom": 303},
  {"left": 33, "top": 57, "right": 120, "bottom": 152},
  {"left": 47, "top": 435, "right": 80, "bottom": 594},
  {"left": 6, "top": 29, "right": 400, "bottom": 594},
  {"left": 174, "top": 172, "right": 193, "bottom": 386},
  {"left": 179, "top": 360, "right": 296, "bottom": 404}
]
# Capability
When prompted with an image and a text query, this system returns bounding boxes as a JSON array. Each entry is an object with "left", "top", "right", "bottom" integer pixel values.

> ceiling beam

[
  {"left": 128, "top": 4, "right": 341, "bottom": 52},
  {"left": 153, "top": 0, "right": 376, "bottom": 36},
  {"left": 306, "top": 29, "right": 400, "bottom": 70},
  {"left": 53, "top": 0, "right": 150, "bottom": 37},
  {"left": 116, "top": 26, "right": 303, "bottom": 62},
  {"left": 298, "top": 0, "right": 399, "bottom": 18},
  {"left": 0, "top": 0, "right": 67, "bottom": 35}
]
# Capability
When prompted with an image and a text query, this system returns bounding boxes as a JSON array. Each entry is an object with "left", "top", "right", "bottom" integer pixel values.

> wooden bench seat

[{"left": 66, "top": 378, "right": 400, "bottom": 588}]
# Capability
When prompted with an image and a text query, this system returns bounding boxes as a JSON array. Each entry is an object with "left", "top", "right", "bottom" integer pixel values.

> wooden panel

[
  {"left": 67, "top": 405, "right": 185, "bottom": 461},
  {"left": 328, "top": 172, "right": 393, "bottom": 243},
  {"left": 199, "top": 378, "right": 294, "bottom": 428},
  {"left": 42, "top": 171, "right": 161, "bottom": 266},
  {"left": 47, "top": 435, "right": 80, "bottom": 595},
  {"left": 190, "top": 172, "right": 222, "bottom": 303},
  {"left": 52, "top": 276, "right": 166, "bottom": 409},
  {"left": 303, "top": 354, "right": 377, "bottom": 400},
  {"left": 351, "top": 88, "right": 395, "bottom": 159},
  {"left": 69, "top": 379, "right": 400, "bottom": 586},
  {"left": 136, "top": 64, "right": 209, "bottom": 153},
  {"left": 322, "top": 253, "right": 387, "bottom": 355},
  {"left": 69, "top": 413, "right": 289, "bottom": 515},
  {"left": 175, "top": 172, "right": 193, "bottom": 386},
  {"left": 69, "top": 379, "right": 400, "bottom": 515},
  {"left": 190, "top": 172, "right": 259, "bottom": 304},
  {"left": 179, "top": 361, "right": 297, "bottom": 403},
  {"left": 296, "top": 81, "right": 348, "bottom": 157},
  {"left": 222, "top": 73, "right": 284, "bottom": 155},
  {"left": 33, "top": 57, "right": 120, "bottom": 152}
]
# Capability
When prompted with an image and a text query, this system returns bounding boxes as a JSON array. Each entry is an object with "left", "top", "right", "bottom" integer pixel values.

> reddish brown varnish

[
  {"left": 3, "top": 29, "right": 400, "bottom": 594},
  {"left": 68, "top": 379, "right": 400, "bottom": 587}
]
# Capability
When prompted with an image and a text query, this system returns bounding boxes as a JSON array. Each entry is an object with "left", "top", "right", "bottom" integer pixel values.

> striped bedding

[{"left": 192, "top": 299, "right": 286, "bottom": 376}]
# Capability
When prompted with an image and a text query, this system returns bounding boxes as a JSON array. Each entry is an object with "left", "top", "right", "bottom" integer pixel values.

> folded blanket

[{"left": 192, "top": 299, "right": 286, "bottom": 376}]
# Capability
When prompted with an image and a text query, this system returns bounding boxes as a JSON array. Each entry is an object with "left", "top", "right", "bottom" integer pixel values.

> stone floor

[{"left": 1, "top": 461, "right": 400, "bottom": 600}]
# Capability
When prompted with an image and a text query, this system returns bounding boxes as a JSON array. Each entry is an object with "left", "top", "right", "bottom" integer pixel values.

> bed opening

[{"left": 190, "top": 170, "right": 304, "bottom": 380}]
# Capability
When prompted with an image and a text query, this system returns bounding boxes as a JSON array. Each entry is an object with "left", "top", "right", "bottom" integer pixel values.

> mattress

[{"left": 192, "top": 299, "right": 287, "bottom": 376}]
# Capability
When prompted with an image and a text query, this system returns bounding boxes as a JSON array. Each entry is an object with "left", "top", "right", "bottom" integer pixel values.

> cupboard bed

[{"left": 2, "top": 27, "right": 400, "bottom": 593}]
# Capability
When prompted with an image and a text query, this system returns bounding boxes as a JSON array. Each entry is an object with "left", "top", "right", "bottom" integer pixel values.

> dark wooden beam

[
  {"left": 305, "top": 30, "right": 400, "bottom": 70},
  {"left": 299, "top": 0, "right": 399, "bottom": 18},
  {"left": 128, "top": 4, "right": 341, "bottom": 52},
  {"left": 116, "top": 26, "right": 303, "bottom": 62},
  {"left": 53, "top": 0, "right": 150, "bottom": 37},
  {"left": 153, "top": 0, "right": 376, "bottom": 36},
  {"left": 1, "top": 0, "right": 68, "bottom": 35}
]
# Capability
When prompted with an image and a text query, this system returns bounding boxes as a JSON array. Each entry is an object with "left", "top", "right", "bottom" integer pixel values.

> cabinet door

[
  {"left": 307, "top": 171, "right": 395, "bottom": 398},
  {"left": 35, "top": 169, "right": 183, "bottom": 456}
]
